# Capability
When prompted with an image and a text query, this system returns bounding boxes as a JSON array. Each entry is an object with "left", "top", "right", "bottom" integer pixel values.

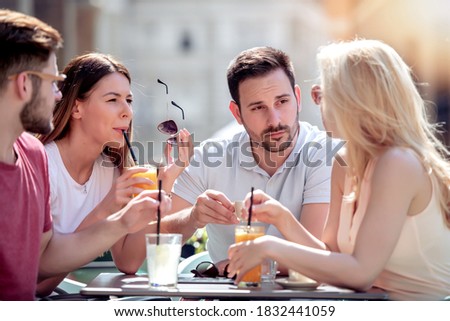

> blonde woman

[{"left": 228, "top": 39, "right": 450, "bottom": 300}]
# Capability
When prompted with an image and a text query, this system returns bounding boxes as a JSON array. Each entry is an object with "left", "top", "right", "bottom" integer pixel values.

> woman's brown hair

[{"left": 37, "top": 52, "right": 133, "bottom": 170}]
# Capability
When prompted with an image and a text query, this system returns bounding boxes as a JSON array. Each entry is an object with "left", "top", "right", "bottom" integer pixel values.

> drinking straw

[
  {"left": 156, "top": 179, "right": 162, "bottom": 245},
  {"left": 247, "top": 187, "right": 254, "bottom": 227},
  {"left": 122, "top": 130, "right": 137, "bottom": 166},
  {"left": 156, "top": 157, "right": 164, "bottom": 178}
]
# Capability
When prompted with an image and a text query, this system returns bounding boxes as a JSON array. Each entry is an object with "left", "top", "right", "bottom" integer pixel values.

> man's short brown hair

[{"left": 0, "top": 9, "right": 63, "bottom": 91}]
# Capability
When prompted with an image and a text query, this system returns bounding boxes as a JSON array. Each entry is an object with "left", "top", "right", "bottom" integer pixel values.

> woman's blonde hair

[{"left": 317, "top": 39, "right": 450, "bottom": 227}]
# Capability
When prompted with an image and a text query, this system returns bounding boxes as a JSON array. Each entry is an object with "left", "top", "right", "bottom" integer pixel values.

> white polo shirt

[{"left": 173, "top": 121, "right": 337, "bottom": 262}]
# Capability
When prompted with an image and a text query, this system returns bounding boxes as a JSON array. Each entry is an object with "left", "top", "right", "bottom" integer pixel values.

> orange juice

[
  {"left": 234, "top": 225, "right": 265, "bottom": 286},
  {"left": 131, "top": 165, "right": 158, "bottom": 196}
]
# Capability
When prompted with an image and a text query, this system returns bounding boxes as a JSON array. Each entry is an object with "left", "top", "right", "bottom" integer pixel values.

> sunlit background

[{"left": 3, "top": 0, "right": 450, "bottom": 162}]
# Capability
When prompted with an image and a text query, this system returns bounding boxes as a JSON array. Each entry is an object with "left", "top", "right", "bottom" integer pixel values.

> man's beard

[
  {"left": 256, "top": 117, "right": 299, "bottom": 153},
  {"left": 20, "top": 89, "right": 54, "bottom": 135}
]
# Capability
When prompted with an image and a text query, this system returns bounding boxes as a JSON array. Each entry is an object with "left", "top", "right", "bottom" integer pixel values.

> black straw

[
  {"left": 156, "top": 179, "right": 162, "bottom": 245},
  {"left": 247, "top": 187, "right": 254, "bottom": 227},
  {"left": 122, "top": 130, "right": 137, "bottom": 166}
]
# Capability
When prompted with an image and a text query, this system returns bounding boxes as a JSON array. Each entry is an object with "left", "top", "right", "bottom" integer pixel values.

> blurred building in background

[
  {"left": 2, "top": 0, "right": 449, "bottom": 155},
  {"left": 2, "top": 0, "right": 328, "bottom": 161}
]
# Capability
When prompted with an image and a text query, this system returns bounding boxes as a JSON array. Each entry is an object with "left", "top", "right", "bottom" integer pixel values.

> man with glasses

[
  {"left": 0, "top": 9, "right": 170, "bottom": 300},
  {"left": 161, "top": 47, "right": 342, "bottom": 274}
]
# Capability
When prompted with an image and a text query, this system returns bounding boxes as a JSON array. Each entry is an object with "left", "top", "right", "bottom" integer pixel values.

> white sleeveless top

[
  {"left": 338, "top": 160, "right": 450, "bottom": 300},
  {"left": 45, "top": 142, "right": 118, "bottom": 233}
]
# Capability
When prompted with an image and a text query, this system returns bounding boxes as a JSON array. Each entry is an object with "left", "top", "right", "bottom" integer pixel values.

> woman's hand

[
  {"left": 159, "top": 128, "right": 193, "bottom": 192},
  {"left": 99, "top": 167, "right": 156, "bottom": 215},
  {"left": 242, "top": 189, "right": 294, "bottom": 227},
  {"left": 227, "top": 235, "right": 275, "bottom": 283}
]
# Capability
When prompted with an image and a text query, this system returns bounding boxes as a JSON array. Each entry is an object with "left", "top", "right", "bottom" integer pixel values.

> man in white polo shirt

[{"left": 161, "top": 47, "right": 342, "bottom": 269}]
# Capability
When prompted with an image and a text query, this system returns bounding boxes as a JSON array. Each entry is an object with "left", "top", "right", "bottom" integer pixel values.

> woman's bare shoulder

[
  {"left": 376, "top": 147, "right": 424, "bottom": 172},
  {"left": 373, "top": 147, "right": 427, "bottom": 190}
]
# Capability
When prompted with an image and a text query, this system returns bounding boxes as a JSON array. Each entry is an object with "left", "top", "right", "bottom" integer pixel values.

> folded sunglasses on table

[{"left": 177, "top": 261, "right": 235, "bottom": 284}]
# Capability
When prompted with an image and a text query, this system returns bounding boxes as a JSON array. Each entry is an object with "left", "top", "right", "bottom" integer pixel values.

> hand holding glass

[
  {"left": 234, "top": 225, "right": 265, "bottom": 287},
  {"left": 131, "top": 165, "right": 158, "bottom": 197}
]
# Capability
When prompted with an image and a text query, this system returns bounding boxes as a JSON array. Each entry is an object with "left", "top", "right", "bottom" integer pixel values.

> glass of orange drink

[
  {"left": 234, "top": 224, "right": 265, "bottom": 287},
  {"left": 131, "top": 164, "right": 158, "bottom": 196}
]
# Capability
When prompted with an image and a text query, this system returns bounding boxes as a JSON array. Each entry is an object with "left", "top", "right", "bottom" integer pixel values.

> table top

[{"left": 80, "top": 273, "right": 389, "bottom": 300}]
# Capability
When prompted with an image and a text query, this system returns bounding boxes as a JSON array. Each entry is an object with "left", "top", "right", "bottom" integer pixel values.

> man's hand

[
  {"left": 191, "top": 190, "right": 239, "bottom": 228},
  {"left": 110, "top": 189, "right": 172, "bottom": 234}
]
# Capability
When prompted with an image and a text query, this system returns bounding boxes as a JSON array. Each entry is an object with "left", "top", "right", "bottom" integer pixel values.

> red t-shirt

[{"left": 0, "top": 132, "right": 52, "bottom": 300}]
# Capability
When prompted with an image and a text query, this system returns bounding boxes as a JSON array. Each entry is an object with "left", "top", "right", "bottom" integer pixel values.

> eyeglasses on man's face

[
  {"left": 157, "top": 79, "right": 185, "bottom": 145},
  {"left": 8, "top": 70, "right": 66, "bottom": 93}
]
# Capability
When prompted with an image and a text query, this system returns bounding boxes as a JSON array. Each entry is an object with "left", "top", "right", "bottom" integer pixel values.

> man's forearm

[
  {"left": 160, "top": 207, "right": 198, "bottom": 243},
  {"left": 39, "top": 218, "right": 128, "bottom": 278}
]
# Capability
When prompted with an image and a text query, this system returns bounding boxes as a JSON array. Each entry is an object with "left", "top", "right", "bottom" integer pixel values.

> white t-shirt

[
  {"left": 173, "top": 121, "right": 338, "bottom": 262},
  {"left": 45, "top": 142, "right": 118, "bottom": 233}
]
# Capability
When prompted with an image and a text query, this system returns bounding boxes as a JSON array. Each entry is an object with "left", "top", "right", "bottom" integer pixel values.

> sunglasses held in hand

[{"left": 157, "top": 79, "right": 185, "bottom": 145}]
